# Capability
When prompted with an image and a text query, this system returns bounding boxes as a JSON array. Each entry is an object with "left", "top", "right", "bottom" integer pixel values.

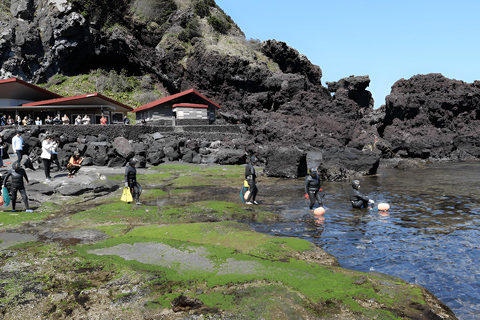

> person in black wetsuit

[
  {"left": 2, "top": 161, "right": 32, "bottom": 212},
  {"left": 350, "top": 180, "right": 374, "bottom": 209},
  {"left": 304, "top": 167, "right": 323, "bottom": 210},
  {"left": 125, "top": 158, "right": 141, "bottom": 205},
  {"left": 244, "top": 156, "right": 258, "bottom": 205}
]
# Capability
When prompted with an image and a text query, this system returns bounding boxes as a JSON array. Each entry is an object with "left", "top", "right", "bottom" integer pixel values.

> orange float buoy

[
  {"left": 313, "top": 207, "right": 326, "bottom": 215},
  {"left": 377, "top": 203, "right": 390, "bottom": 211}
]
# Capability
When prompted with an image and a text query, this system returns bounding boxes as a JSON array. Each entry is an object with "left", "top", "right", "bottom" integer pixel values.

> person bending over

[
  {"left": 2, "top": 161, "right": 32, "bottom": 212},
  {"left": 350, "top": 180, "right": 374, "bottom": 209},
  {"left": 304, "top": 167, "right": 323, "bottom": 210}
]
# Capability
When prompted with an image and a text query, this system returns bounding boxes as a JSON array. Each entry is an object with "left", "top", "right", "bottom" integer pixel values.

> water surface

[{"left": 251, "top": 162, "right": 480, "bottom": 320}]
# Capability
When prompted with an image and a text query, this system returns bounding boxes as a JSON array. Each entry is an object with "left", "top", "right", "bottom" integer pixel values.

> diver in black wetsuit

[
  {"left": 350, "top": 180, "right": 374, "bottom": 209},
  {"left": 304, "top": 167, "right": 323, "bottom": 210},
  {"left": 125, "top": 158, "right": 141, "bottom": 205},
  {"left": 2, "top": 161, "right": 32, "bottom": 212},
  {"left": 245, "top": 156, "right": 258, "bottom": 205}
]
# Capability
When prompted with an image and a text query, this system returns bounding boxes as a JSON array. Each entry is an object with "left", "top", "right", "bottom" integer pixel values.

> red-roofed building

[
  {"left": 132, "top": 89, "right": 221, "bottom": 125},
  {"left": 0, "top": 78, "right": 133, "bottom": 124}
]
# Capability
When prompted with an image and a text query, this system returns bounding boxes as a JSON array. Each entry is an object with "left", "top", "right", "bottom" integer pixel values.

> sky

[{"left": 214, "top": 0, "right": 480, "bottom": 108}]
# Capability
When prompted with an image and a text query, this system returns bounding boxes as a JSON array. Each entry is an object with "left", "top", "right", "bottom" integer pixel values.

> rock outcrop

[{"left": 379, "top": 73, "right": 480, "bottom": 160}]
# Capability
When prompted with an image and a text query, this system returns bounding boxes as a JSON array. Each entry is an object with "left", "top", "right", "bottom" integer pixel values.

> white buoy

[
  {"left": 377, "top": 203, "right": 390, "bottom": 211},
  {"left": 243, "top": 190, "right": 250, "bottom": 201},
  {"left": 313, "top": 207, "right": 326, "bottom": 215}
]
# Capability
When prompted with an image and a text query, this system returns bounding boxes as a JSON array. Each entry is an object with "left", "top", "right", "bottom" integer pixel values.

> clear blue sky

[{"left": 215, "top": 0, "right": 480, "bottom": 108}]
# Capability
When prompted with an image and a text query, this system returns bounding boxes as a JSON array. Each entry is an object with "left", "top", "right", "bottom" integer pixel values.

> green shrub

[
  {"left": 95, "top": 69, "right": 134, "bottom": 93},
  {"left": 69, "top": 0, "right": 130, "bottom": 27},
  {"left": 45, "top": 74, "right": 68, "bottom": 88},
  {"left": 133, "top": 91, "right": 161, "bottom": 105},
  {"left": 207, "top": 15, "right": 231, "bottom": 34},
  {"left": 193, "top": 0, "right": 212, "bottom": 18},
  {"left": 131, "top": 0, "right": 177, "bottom": 24},
  {"left": 0, "top": 0, "right": 11, "bottom": 13}
]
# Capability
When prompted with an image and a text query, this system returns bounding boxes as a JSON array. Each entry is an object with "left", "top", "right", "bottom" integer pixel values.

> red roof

[
  {"left": 22, "top": 92, "right": 133, "bottom": 111},
  {"left": 0, "top": 77, "right": 62, "bottom": 100},
  {"left": 132, "top": 89, "right": 221, "bottom": 113},
  {"left": 172, "top": 103, "right": 208, "bottom": 108}
]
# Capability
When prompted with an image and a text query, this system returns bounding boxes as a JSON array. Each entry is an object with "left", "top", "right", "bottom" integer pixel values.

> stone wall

[{"left": 1, "top": 124, "right": 247, "bottom": 170}]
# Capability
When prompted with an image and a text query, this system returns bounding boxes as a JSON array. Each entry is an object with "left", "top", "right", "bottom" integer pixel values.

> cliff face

[
  {"left": 0, "top": 0, "right": 380, "bottom": 179},
  {"left": 380, "top": 73, "right": 480, "bottom": 160}
]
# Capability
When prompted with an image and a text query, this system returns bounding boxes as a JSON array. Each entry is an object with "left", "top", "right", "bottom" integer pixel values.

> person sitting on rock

[
  {"left": 304, "top": 167, "right": 323, "bottom": 210},
  {"left": 125, "top": 158, "right": 141, "bottom": 205},
  {"left": 67, "top": 151, "right": 83, "bottom": 178},
  {"left": 244, "top": 156, "right": 258, "bottom": 205},
  {"left": 350, "top": 180, "right": 374, "bottom": 209},
  {"left": 2, "top": 161, "right": 33, "bottom": 212}
]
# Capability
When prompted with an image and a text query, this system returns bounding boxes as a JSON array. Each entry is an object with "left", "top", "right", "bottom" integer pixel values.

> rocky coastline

[{"left": 0, "top": 163, "right": 457, "bottom": 319}]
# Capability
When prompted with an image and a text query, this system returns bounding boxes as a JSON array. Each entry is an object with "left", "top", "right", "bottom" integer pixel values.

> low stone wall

[
  {"left": 0, "top": 124, "right": 248, "bottom": 170},
  {"left": 29, "top": 124, "right": 243, "bottom": 140}
]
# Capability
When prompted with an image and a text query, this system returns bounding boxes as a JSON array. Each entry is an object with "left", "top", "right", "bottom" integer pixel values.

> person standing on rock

[
  {"left": 41, "top": 135, "right": 57, "bottom": 182},
  {"left": 2, "top": 161, "right": 33, "bottom": 212},
  {"left": 125, "top": 158, "right": 141, "bottom": 205},
  {"left": 0, "top": 133, "right": 5, "bottom": 168},
  {"left": 244, "top": 156, "right": 258, "bottom": 205},
  {"left": 304, "top": 167, "right": 324, "bottom": 210},
  {"left": 350, "top": 180, "right": 374, "bottom": 209},
  {"left": 12, "top": 129, "right": 24, "bottom": 162}
]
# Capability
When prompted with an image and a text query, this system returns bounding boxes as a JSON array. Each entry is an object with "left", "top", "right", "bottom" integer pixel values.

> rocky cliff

[
  {"left": 0, "top": 0, "right": 382, "bottom": 180},
  {"left": 3, "top": 1, "right": 480, "bottom": 180},
  {"left": 379, "top": 73, "right": 480, "bottom": 161}
]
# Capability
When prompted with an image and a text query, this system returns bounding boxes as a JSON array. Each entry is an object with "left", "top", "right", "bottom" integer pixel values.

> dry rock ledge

[{"left": 0, "top": 164, "right": 457, "bottom": 319}]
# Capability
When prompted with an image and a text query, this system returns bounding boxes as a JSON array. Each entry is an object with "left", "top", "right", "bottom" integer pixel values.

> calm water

[{"left": 250, "top": 162, "right": 480, "bottom": 320}]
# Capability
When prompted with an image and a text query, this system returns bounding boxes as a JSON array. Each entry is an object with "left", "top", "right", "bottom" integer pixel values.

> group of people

[
  {"left": 243, "top": 158, "right": 374, "bottom": 212},
  {"left": 0, "top": 114, "right": 133, "bottom": 126},
  {"left": 40, "top": 134, "right": 83, "bottom": 180},
  {"left": 0, "top": 129, "right": 86, "bottom": 212},
  {"left": 304, "top": 167, "right": 374, "bottom": 211}
]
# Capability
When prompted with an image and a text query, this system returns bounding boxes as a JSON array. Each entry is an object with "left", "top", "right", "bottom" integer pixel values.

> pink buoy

[
  {"left": 313, "top": 207, "right": 325, "bottom": 215},
  {"left": 377, "top": 203, "right": 390, "bottom": 211}
]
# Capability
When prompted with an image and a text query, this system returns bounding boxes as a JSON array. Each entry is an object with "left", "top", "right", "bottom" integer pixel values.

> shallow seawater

[{"left": 249, "top": 162, "right": 480, "bottom": 320}]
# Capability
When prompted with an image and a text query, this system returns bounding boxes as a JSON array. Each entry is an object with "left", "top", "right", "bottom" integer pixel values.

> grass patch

[
  {"left": 0, "top": 209, "right": 52, "bottom": 228},
  {"left": 93, "top": 224, "right": 131, "bottom": 237},
  {"left": 72, "top": 201, "right": 160, "bottom": 224},
  {"left": 74, "top": 221, "right": 425, "bottom": 317},
  {"left": 158, "top": 200, "right": 275, "bottom": 223}
]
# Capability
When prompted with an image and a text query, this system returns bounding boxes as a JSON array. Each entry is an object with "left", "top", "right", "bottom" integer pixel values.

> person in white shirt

[
  {"left": 82, "top": 115, "right": 91, "bottom": 125},
  {"left": 41, "top": 135, "right": 57, "bottom": 181},
  {"left": 12, "top": 129, "right": 24, "bottom": 162},
  {"left": 35, "top": 117, "right": 42, "bottom": 125}
]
